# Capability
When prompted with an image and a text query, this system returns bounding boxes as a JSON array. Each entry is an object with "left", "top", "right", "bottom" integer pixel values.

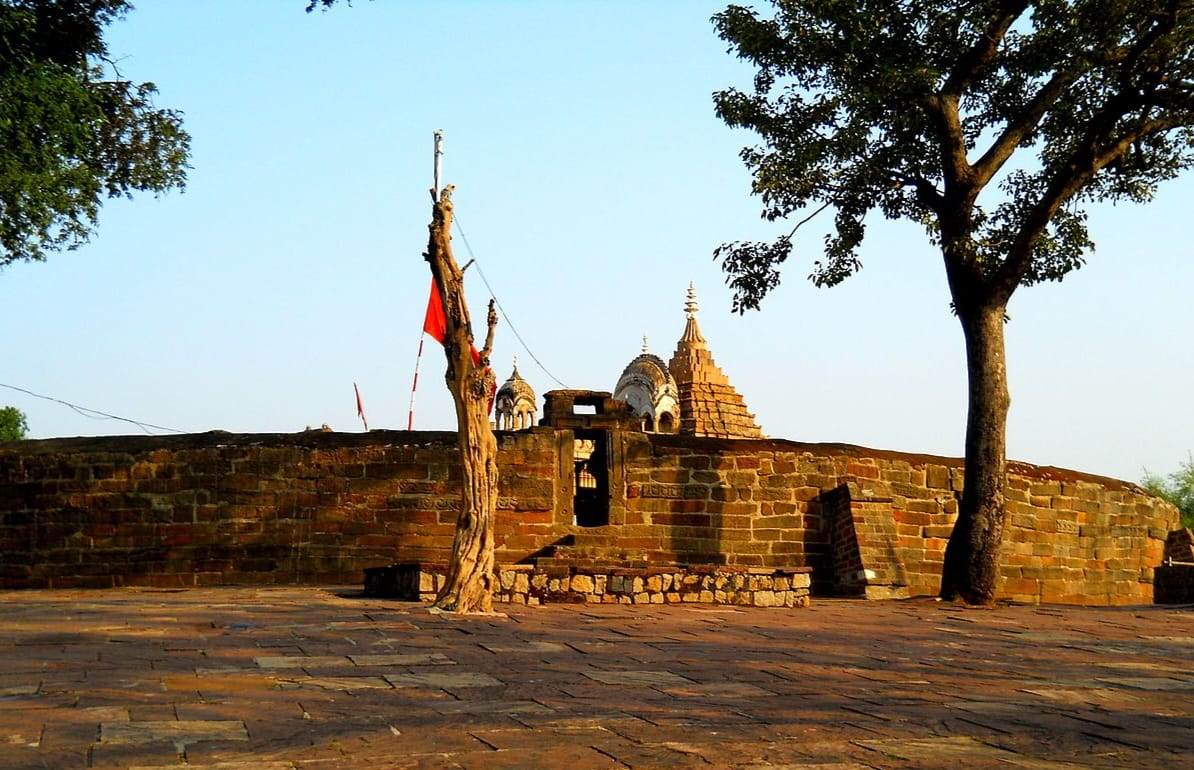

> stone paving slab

[{"left": 0, "top": 587, "right": 1190, "bottom": 769}]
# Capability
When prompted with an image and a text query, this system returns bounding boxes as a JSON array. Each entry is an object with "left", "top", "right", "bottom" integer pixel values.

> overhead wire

[
  {"left": 0, "top": 382, "right": 185, "bottom": 435},
  {"left": 452, "top": 214, "right": 570, "bottom": 389}
]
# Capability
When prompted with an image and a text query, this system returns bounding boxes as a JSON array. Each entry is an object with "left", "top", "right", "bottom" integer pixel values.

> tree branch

[
  {"left": 991, "top": 115, "right": 1186, "bottom": 302},
  {"left": 987, "top": 0, "right": 1189, "bottom": 304},
  {"left": 480, "top": 299, "right": 497, "bottom": 365},
  {"left": 942, "top": 1, "right": 1030, "bottom": 98},
  {"left": 924, "top": 92, "right": 973, "bottom": 190},
  {"left": 786, "top": 200, "right": 833, "bottom": 238},
  {"left": 906, "top": 174, "right": 946, "bottom": 214},
  {"left": 925, "top": 1, "right": 1030, "bottom": 194},
  {"left": 973, "top": 68, "right": 1081, "bottom": 187}
]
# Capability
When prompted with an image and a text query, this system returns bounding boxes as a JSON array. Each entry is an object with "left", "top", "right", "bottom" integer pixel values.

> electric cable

[
  {"left": 0, "top": 382, "right": 185, "bottom": 435},
  {"left": 452, "top": 215, "right": 571, "bottom": 389}
]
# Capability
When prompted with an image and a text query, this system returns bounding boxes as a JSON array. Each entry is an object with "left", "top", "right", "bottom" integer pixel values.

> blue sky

[{"left": 1, "top": 0, "right": 1190, "bottom": 482}]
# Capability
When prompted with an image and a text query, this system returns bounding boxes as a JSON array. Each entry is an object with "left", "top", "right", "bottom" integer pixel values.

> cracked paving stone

[
  {"left": 384, "top": 671, "right": 504, "bottom": 688},
  {"left": 480, "top": 642, "right": 568, "bottom": 653},
  {"left": 582, "top": 670, "right": 693, "bottom": 686},
  {"left": 347, "top": 653, "right": 453, "bottom": 666},
  {"left": 276, "top": 676, "right": 392, "bottom": 690},
  {"left": 127, "top": 764, "right": 296, "bottom": 770},
  {"left": 1140, "top": 636, "right": 1194, "bottom": 645},
  {"left": 1019, "top": 687, "right": 1149, "bottom": 706},
  {"left": 0, "top": 684, "right": 39, "bottom": 697},
  {"left": 99, "top": 720, "right": 248, "bottom": 747},
  {"left": 1095, "top": 676, "right": 1194, "bottom": 691},
  {"left": 855, "top": 735, "right": 1018, "bottom": 762},
  {"left": 658, "top": 681, "right": 774, "bottom": 698},
  {"left": 253, "top": 656, "right": 348, "bottom": 669},
  {"left": 738, "top": 765, "right": 877, "bottom": 770},
  {"left": 435, "top": 700, "right": 552, "bottom": 715}
]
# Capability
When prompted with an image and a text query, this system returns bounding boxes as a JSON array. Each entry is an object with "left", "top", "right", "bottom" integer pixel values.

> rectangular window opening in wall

[
  {"left": 573, "top": 430, "right": 609, "bottom": 527},
  {"left": 573, "top": 404, "right": 597, "bottom": 415}
]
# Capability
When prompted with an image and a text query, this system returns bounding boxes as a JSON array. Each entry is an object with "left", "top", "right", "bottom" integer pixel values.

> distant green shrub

[
  {"left": 0, "top": 406, "right": 27, "bottom": 442},
  {"left": 1142, "top": 454, "right": 1194, "bottom": 531}
]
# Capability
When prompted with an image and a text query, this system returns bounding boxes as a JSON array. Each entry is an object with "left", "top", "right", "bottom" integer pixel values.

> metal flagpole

[
  {"left": 432, "top": 130, "right": 443, "bottom": 199},
  {"left": 407, "top": 335, "right": 423, "bottom": 431},
  {"left": 409, "top": 131, "right": 443, "bottom": 431},
  {"left": 354, "top": 382, "right": 369, "bottom": 431}
]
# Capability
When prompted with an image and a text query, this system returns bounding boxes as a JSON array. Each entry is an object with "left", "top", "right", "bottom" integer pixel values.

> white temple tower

[
  {"left": 613, "top": 336, "right": 681, "bottom": 433},
  {"left": 494, "top": 358, "right": 537, "bottom": 430}
]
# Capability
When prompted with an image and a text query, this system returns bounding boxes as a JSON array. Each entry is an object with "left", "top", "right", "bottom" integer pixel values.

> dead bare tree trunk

[{"left": 424, "top": 184, "right": 499, "bottom": 614}]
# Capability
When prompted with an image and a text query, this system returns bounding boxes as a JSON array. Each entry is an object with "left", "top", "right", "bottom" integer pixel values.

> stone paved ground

[{"left": 0, "top": 588, "right": 1191, "bottom": 770}]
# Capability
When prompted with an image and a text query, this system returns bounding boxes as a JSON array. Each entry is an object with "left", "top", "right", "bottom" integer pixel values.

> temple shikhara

[
  {"left": 0, "top": 285, "right": 1187, "bottom": 607},
  {"left": 666, "top": 284, "right": 764, "bottom": 440}
]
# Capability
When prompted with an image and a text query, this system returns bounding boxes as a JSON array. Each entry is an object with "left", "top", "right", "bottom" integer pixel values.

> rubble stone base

[{"left": 365, "top": 562, "right": 811, "bottom": 608}]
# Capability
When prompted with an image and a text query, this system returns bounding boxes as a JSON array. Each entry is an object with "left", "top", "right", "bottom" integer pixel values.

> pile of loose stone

[{"left": 366, "top": 562, "right": 811, "bottom": 608}]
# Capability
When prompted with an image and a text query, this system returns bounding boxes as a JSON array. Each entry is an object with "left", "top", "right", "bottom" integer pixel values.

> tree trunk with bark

[
  {"left": 423, "top": 184, "right": 499, "bottom": 614},
  {"left": 940, "top": 303, "right": 1011, "bottom": 604}
]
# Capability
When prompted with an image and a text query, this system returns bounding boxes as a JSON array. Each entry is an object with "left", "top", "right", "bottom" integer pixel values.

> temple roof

[
  {"left": 496, "top": 359, "right": 536, "bottom": 405},
  {"left": 667, "top": 283, "right": 764, "bottom": 439},
  {"left": 617, "top": 351, "right": 673, "bottom": 391}
]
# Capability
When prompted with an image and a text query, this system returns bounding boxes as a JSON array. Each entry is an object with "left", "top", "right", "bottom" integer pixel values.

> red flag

[
  {"left": 422, "top": 279, "right": 448, "bottom": 344},
  {"left": 422, "top": 278, "right": 482, "bottom": 366},
  {"left": 354, "top": 382, "right": 368, "bottom": 431}
]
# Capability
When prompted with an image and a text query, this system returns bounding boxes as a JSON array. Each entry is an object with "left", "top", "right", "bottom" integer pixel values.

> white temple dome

[
  {"left": 614, "top": 338, "right": 680, "bottom": 433},
  {"left": 495, "top": 361, "right": 537, "bottom": 430}
]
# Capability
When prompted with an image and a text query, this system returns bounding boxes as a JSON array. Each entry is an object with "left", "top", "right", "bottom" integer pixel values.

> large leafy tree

[
  {"left": 0, "top": 0, "right": 189, "bottom": 266},
  {"left": 713, "top": 1, "right": 1193, "bottom": 603}
]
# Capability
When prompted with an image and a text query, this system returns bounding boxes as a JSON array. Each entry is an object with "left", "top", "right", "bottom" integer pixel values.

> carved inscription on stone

[
  {"left": 641, "top": 483, "right": 685, "bottom": 499},
  {"left": 1056, "top": 519, "right": 1079, "bottom": 535}
]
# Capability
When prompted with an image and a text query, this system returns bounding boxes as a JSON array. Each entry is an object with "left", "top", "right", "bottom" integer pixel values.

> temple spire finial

[
  {"left": 641, "top": 334, "right": 649, "bottom": 354},
  {"left": 685, "top": 282, "right": 699, "bottom": 319},
  {"left": 668, "top": 281, "right": 764, "bottom": 440}
]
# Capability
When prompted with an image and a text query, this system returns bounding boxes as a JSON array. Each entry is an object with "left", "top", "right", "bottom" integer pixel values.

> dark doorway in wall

[{"left": 573, "top": 429, "right": 609, "bottom": 527}]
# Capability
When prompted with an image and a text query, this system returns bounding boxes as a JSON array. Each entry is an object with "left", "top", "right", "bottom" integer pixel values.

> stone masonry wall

[
  {"left": 827, "top": 480, "right": 1175, "bottom": 605},
  {"left": 619, "top": 435, "right": 1178, "bottom": 604},
  {"left": 0, "top": 430, "right": 1179, "bottom": 603},
  {"left": 0, "top": 430, "right": 560, "bottom": 589}
]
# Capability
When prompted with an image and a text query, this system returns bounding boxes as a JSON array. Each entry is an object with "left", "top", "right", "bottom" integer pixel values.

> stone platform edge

[{"left": 365, "top": 562, "right": 812, "bottom": 608}]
